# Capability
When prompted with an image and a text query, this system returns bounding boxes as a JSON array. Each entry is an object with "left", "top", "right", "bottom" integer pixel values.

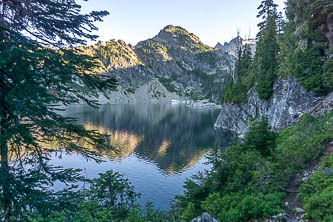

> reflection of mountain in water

[{"left": 65, "top": 104, "right": 234, "bottom": 174}]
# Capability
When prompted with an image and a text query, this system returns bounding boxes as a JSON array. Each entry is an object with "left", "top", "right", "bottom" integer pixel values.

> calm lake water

[{"left": 51, "top": 103, "right": 234, "bottom": 210}]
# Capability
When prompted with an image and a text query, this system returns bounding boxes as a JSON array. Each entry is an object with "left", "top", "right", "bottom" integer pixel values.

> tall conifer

[
  {"left": 254, "top": 0, "right": 280, "bottom": 100},
  {"left": 0, "top": 0, "right": 117, "bottom": 219}
]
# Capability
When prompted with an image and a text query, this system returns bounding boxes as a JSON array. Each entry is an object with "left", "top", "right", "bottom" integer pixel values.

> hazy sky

[{"left": 78, "top": 0, "right": 286, "bottom": 47}]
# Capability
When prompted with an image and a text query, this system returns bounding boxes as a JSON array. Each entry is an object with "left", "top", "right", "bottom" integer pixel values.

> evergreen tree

[
  {"left": 234, "top": 45, "right": 252, "bottom": 80},
  {"left": 254, "top": 0, "right": 280, "bottom": 100},
  {"left": 278, "top": 0, "right": 332, "bottom": 93},
  {"left": 310, "top": 0, "right": 333, "bottom": 90},
  {"left": 0, "top": 0, "right": 117, "bottom": 219},
  {"left": 243, "top": 116, "right": 276, "bottom": 156},
  {"left": 234, "top": 45, "right": 244, "bottom": 79},
  {"left": 278, "top": 1, "right": 297, "bottom": 78},
  {"left": 256, "top": 0, "right": 279, "bottom": 36},
  {"left": 240, "top": 44, "right": 253, "bottom": 74},
  {"left": 221, "top": 45, "right": 253, "bottom": 104}
]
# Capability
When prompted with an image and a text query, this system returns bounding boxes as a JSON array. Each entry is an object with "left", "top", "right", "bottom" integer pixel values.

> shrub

[
  {"left": 298, "top": 153, "right": 333, "bottom": 221},
  {"left": 177, "top": 112, "right": 333, "bottom": 221},
  {"left": 181, "top": 202, "right": 197, "bottom": 222},
  {"left": 201, "top": 192, "right": 282, "bottom": 222}
]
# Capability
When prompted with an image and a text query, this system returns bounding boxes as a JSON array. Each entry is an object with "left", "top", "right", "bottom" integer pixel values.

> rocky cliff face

[
  {"left": 214, "top": 76, "right": 325, "bottom": 135},
  {"left": 82, "top": 25, "right": 236, "bottom": 104},
  {"left": 215, "top": 36, "right": 256, "bottom": 58}
]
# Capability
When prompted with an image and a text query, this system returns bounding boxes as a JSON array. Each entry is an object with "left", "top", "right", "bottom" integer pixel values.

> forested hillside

[
  {"left": 216, "top": 0, "right": 333, "bottom": 136},
  {"left": 222, "top": 0, "right": 333, "bottom": 104},
  {"left": 179, "top": 1, "right": 333, "bottom": 221}
]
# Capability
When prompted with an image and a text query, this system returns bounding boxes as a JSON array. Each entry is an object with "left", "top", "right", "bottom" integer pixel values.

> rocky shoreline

[{"left": 214, "top": 76, "right": 332, "bottom": 136}]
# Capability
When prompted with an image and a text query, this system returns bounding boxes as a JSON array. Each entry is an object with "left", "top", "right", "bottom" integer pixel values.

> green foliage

[
  {"left": 221, "top": 45, "right": 254, "bottom": 104},
  {"left": 278, "top": 0, "right": 333, "bottom": 93},
  {"left": 278, "top": 15, "right": 297, "bottom": 79},
  {"left": 183, "top": 68, "right": 225, "bottom": 101},
  {"left": 201, "top": 71, "right": 229, "bottom": 102},
  {"left": 125, "top": 205, "right": 171, "bottom": 222},
  {"left": 221, "top": 75, "right": 253, "bottom": 104},
  {"left": 157, "top": 76, "right": 179, "bottom": 94},
  {"left": 229, "top": 0, "right": 333, "bottom": 100},
  {"left": 202, "top": 192, "right": 282, "bottom": 222},
  {"left": 0, "top": 0, "right": 118, "bottom": 220},
  {"left": 92, "top": 41, "right": 142, "bottom": 68},
  {"left": 253, "top": 0, "right": 279, "bottom": 100},
  {"left": 137, "top": 40, "right": 168, "bottom": 56},
  {"left": 298, "top": 154, "right": 333, "bottom": 222},
  {"left": 197, "top": 42, "right": 213, "bottom": 53},
  {"left": 174, "top": 172, "right": 210, "bottom": 220},
  {"left": 175, "top": 117, "right": 281, "bottom": 221},
  {"left": 30, "top": 201, "right": 115, "bottom": 222},
  {"left": 176, "top": 112, "right": 333, "bottom": 221},
  {"left": 243, "top": 116, "right": 277, "bottom": 156},
  {"left": 186, "top": 89, "right": 203, "bottom": 101},
  {"left": 273, "top": 113, "right": 333, "bottom": 184},
  {"left": 180, "top": 202, "right": 197, "bottom": 222},
  {"left": 1, "top": 0, "right": 333, "bottom": 221},
  {"left": 15, "top": 171, "right": 165, "bottom": 222},
  {"left": 212, "top": 118, "right": 277, "bottom": 191},
  {"left": 87, "top": 170, "right": 139, "bottom": 219},
  {"left": 291, "top": 41, "right": 325, "bottom": 92},
  {"left": 323, "top": 57, "right": 333, "bottom": 89},
  {"left": 256, "top": 0, "right": 279, "bottom": 34}
]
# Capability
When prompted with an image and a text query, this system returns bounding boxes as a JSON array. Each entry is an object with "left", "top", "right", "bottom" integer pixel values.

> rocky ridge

[
  {"left": 215, "top": 36, "right": 256, "bottom": 58},
  {"left": 82, "top": 25, "right": 237, "bottom": 104}
]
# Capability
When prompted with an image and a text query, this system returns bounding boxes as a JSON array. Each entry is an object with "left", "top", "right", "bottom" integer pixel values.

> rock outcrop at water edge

[{"left": 214, "top": 76, "right": 323, "bottom": 135}]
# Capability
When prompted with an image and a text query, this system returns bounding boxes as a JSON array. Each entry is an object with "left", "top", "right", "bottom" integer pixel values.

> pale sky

[{"left": 78, "top": 0, "right": 286, "bottom": 47}]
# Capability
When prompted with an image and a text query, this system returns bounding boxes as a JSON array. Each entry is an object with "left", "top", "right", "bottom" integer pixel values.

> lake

[{"left": 51, "top": 103, "right": 234, "bottom": 210}]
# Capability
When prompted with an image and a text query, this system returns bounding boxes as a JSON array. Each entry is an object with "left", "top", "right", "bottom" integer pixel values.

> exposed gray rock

[
  {"left": 253, "top": 213, "right": 308, "bottom": 222},
  {"left": 190, "top": 213, "right": 218, "bottom": 222},
  {"left": 97, "top": 79, "right": 180, "bottom": 104},
  {"left": 215, "top": 36, "right": 256, "bottom": 57},
  {"left": 270, "top": 213, "right": 292, "bottom": 222},
  {"left": 309, "top": 91, "right": 333, "bottom": 115},
  {"left": 215, "top": 36, "right": 243, "bottom": 57},
  {"left": 214, "top": 76, "right": 321, "bottom": 135},
  {"left": 295, "top": 208, "right": 305, "bottom": 214},
  {"left": 83, "top": 25, "right": 237, "bottom": 104}
]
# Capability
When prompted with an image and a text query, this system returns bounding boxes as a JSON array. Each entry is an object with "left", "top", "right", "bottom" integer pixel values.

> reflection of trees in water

[
  {"left": 83, "top": 123, "right": 144, "bottom": 159},
  {"left": 66, "top": 104, "right": 235, "bottom": 174}
]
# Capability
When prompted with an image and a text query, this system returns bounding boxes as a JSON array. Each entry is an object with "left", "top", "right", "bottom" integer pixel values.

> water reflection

[
  {"left": 65, "top": 103, "right": 234, "bottom": 174},
  {"left": 60, "top": 103, "right": 234, "bottom": 209},
  {"left": 83, "top": 123, "right": 144, "bottom": 159}
]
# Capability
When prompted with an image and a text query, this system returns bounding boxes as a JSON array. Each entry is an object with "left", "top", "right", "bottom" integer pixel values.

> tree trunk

[{"left": 0, "top": 110, "right": 12, "bottom": 220}]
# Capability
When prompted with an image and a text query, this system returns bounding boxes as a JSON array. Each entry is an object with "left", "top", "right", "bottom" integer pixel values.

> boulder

[{"left": 191, "top": 213, "right": 218, "bottom": 222}]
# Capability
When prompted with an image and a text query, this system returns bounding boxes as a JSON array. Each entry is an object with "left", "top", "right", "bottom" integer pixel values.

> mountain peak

[
  {"left": 155, "top": 25, "right": 201, "bottom": 45},
  {"left": 161, "top": 25, "right": 189, "bottom": 34},
  {"left": 215, "top": 42, "right": 224, "bottom": 50},
  {"left": 134, "top": 28, "right": 214, "bottom": 67}
]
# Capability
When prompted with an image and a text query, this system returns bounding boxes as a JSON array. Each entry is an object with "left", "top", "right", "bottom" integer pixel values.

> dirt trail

[{"left": 282, "top": 141, "right": 333, "bottom": 220}]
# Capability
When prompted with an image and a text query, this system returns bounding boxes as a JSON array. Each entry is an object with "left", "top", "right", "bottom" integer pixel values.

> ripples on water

[{"left": 50, "top": 103, "right": 234, "bottom": 210}]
